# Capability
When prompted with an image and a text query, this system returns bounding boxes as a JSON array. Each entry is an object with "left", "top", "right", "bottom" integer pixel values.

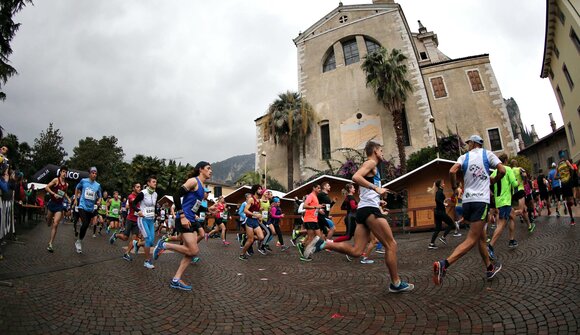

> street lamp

[
  {"left": 261, "top": 151, "right": 267, "bottom": 190},
  {"left": 429, "top": 116, "right": 440, "bottom": 159}
]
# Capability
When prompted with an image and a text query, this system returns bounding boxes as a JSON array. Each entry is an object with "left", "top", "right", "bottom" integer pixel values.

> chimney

[
  {"left": 549, "top": 113, "right": 557, "bottom": 132},
  {"left": 530, "top": 124, "right": 540, "bottom": 143}
]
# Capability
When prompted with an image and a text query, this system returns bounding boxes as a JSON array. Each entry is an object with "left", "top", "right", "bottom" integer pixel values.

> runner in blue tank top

[{"left": 152, "top": 161, "right": 212, "bottom": 291}]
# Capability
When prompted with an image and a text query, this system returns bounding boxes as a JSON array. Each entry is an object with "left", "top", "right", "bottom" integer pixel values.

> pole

[{"left": 261, "top": 151, "right": 267, "bottom": 190}]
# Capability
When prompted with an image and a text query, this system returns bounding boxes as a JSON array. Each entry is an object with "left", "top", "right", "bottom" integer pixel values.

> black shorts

[
  {"left": 539, "top": 190, "right": 549, "bottom": 200},
  {"left": 512, "top": 190, "right": 525, "bottom": 202},
  {"left": 462, "top": 202, "right": 488, "bottom": 222},
  {"left": 176, "top": 217, "right": 202, "bottom": 234},
  {"left": 561, "top": 182, "right": 574, "bottom": 198},
  {"left": 355, "top": 207, "right": 386, "bottom": 227},
  {"left": 78, "top": 208, "right": 97, "bottom": 224},
  {"left": 107, "top": 216, "right": 120, "bottom": 222},
  {"left": 123, "top": 219, "right": 140, "bottom": 236},
  {"left": 525, "top": 194, "right": 533, "bottom": 203},
  {"left": 304, "top": 221, "right": 319, "bottom": 230}
]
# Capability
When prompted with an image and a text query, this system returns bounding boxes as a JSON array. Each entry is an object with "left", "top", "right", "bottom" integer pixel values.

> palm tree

[
  {"left": 361, "top": 48, "right": 413, "bottom": 173},
  {"left": 266, "top": 91, "right": 316, "bottom": 189}
]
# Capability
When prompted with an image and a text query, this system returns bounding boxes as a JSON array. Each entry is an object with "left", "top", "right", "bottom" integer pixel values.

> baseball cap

[
  {"left": 466, "top": 135, "right": 484, "bottom": 145},
  {"left": 551, "top": 162, "right": 557, "bottom": 167},
  {"left": 272, "top": 197, "right": 280, "bottom": 203},
  {"left": 204, "top": 187, "right": 211, "bottom": 193},
  {"left": 89, "top": 167, "right": 98, "bottom": 173}
]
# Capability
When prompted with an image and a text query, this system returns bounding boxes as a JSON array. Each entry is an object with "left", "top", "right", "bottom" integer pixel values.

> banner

[{"left": 31, "top": 165, "right": 89, "bottom": 184}]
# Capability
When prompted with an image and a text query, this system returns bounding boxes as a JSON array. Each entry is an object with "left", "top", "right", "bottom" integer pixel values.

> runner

[
  {"left": 153, "top": 161, "right": 212, "bottom": 290},
  {"left": 453, "top": 183, "right": 464, "bottom": 236},
  {"left": 44, "top": 166, "right": 71, "bottom": 252},
  {"left": 239, "top": 184, "right": 266, "bottom": 261},
  {"left": 510, "top": 160, "right": 534, "bottom": 232},
  {"left": 73, "top": 167, "right": 102, "bottom": 254},
  {"left": 334, "top": 183, "right": 357, "bottom": 244},
  {"left": 556, "top": 151, "right": 576, "bottom": 225},
  {"left": 303, "top": 141, "right": 414, "bottom": 292},
  {"left": 548, "top": 162, "right": 561, "bottom": 217},
  {"left": 106, "top": 191, "right": 122, "bottom": 235},
  {"left": 317, "top": 181, "right": 337, "bottom": 241},
  {"left": 487, "top": 153, "right": 519, "bottom": 260},
  {"left": 268, "top": 197, "right": 289, "bottom": 251},
  {"left": 109, "top": 183, "right": 142, "bottom": 261},
  {"left": 296, "top": 184, "right": 323, "bottom": 262},
  {"left": 94, "top": 191, "right": 108, "bottom": 237},
  {"left": 206, "top": 196, "right": 230, "bottom": 245},
  {"left": 433, "top": 135, "right": 505, "bottom": 285},
  {"left": 236, "top": 193, "right": 250, "bottom": 247},
  {"left": 258, "top": 190, "right": 272, "bottom": 253},
  {"left": 536, "top": 169, "right": 550, "bottom": 215},
  {"left": 132, "top": 176, "right": 158, "bottom": 269},
  {"left": 427, "top": 180, "right": 456, "bottom": 250}
]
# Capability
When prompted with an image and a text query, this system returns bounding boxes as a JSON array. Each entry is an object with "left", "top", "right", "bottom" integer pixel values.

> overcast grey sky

[{"left": 2, "top": 0, "right": 559, "bottom": 165}]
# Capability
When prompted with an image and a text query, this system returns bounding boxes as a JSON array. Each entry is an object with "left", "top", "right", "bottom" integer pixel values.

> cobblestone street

[{"left": 0, "top": 214, "right": 578, "bottom": 334}]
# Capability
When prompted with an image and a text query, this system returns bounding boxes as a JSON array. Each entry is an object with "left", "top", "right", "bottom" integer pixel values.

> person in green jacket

[{"left": 488, "top": 153, "right": 520, "bottom": 261}]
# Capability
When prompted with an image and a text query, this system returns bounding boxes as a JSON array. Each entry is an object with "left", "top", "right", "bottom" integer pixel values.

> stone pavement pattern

[{"left": 0, "top": 215, "right": 578, "bottom": 334}]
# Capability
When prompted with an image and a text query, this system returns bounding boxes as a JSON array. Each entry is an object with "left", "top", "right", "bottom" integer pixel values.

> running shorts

[
  {"left": 245, "top": 217, "right": 259, "bottom": 229},
  {"left": 461, "top": 202, "right": 488, "bottom": 222},
  {"left": 304, "top": 221, "right": 320, "bottom": 230},
  {"left": 355, "top": 207, "right": 386, "bottom": 227},
  {"left": 47, "top": 200, "right": 65, "bottom": 213},
  {"left": 561, "top": 182, "right": 574, "bottom": 198},
  {"left": 498, "top": 206, "right": 512, "bottom": 220},
  {"left": 123, "top": 219, "right": 140, "bottom": 236},
  {"left": 176, "top": 217, "right": 202, "bottom": 234}
]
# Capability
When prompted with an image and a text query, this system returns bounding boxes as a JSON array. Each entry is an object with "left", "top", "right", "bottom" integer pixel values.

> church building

[{"left": 256, "top": 0, "right": 517, "bottom": 189}]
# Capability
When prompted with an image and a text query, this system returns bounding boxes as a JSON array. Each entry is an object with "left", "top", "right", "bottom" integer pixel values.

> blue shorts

[
  {"left": 245, "top": 217, "right": 259, "bottom": 229},
  {"left": 47, "top": 200, "right": 65, "bottom": 213},
  {"left": 325, "top": 218, "right": 335, "bottom": 229},
  {"left": 462, "top": 202, "right": 488, "bottom": 222},
  {"left": 455, "top": 206, "right": 463, "bottom": 217},
  {"left": 498, "top": 206, "right": 512, "bottom": 220}
]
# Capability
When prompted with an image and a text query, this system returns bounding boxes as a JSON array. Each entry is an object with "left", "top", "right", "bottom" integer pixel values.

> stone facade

[
  {"left": 518, "top": 127, "right": 569, "bottom": 175},
  {"left": 256, "top": 1, "right": 517, "bottom": 189}
]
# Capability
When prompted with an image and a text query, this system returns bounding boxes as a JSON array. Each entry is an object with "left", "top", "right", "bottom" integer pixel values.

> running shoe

[
  {"left": 239, "top": 254, "right": 249, "bottom": 261},
  {"left": 223, "top": 240, "right": 231, "bottom": 246},
  {"left": 388, "top": 281, "right": 415, "bottom": 293},
  {"left": 486, "top": 262, "right": 502, "bottom": 280},
  {"left": 290, "top": 237, "right": 297, "bottom": 247},
  {"left": 571, "top": 219, "right": 576, "bottom": 226},
  {"left": 264, "top": 244, "right": 272, "bottom": 252},
  {"left": 106, "top": 226, "right": 110, "bottom": 234},
  {"left": 75, "top": 240, "right": 82, "bottom": 254},
  {"left": 170, "top": 280, "right": 192, "bottom": 291},
  {"left": 487, "top": 244, "right": 496, "bottom": 261},
  {"left": 303, "top": 236, "right": 321, "bottom": 258},
  {"left": 296, "top": 242, "right": 305, "bottom": 257},
  {"left": 291, "top": 229, "right": 298, "bottom": 242},
  {"left": 133, "top": 240, "right": 140, "bottom": 254},
  {"left": 346, "top": 254, "right": 353, "bottom": 262},
  {"left": 360, "top": 257, "right": 374, "bottom": 264},
  {"left": 240, "top": 234, "right": 247, "bottom": 248},
  {"left": 428, "top": 243, "right": 438, "bottom": 250},
  {"left": 375, "top": 248, "right": 385, "bottom": 254},
  {"left": 280, "top": 245, "right": 290, "bottom": 251},
  {"left": 299, "top": 256, "right": 312, "bottom": 262},
  {"left": 508, "top": 240, "right": 519, "bottom": 248},
  {"left": 191, "top": 257, "right": 201, "bottom": 264},
  {"left": 144, "top": 260, "right": 155, "bottom": 269},
  {"left": 109, "top": 234, "right": 116, "bottom": 245},
  {"left": 153, "top": 239, "right": 166, "bottom": 260},
  {"left": 556, "top": 211, "right": 561, "bottom": 218},
  {"left": 454, "top": 221, "right": 460, "bottom": 231},
  {"left": 122, "top": 253, "right": 132, "bottom": 261},
  {"left": 438, "top": 236, "right": 447, "bottom": 245},
  {"left": 257, "top": 246, "right": 266, "bottom": 255},
  {"left": 453, "top": 232, "right": 462, "bottom": 237},
  {"left": 433, "top": 260, "right": 447, "bottom": 285},
  {"left": 47, "top": 244, "right": 54, "bottom": 253},
  {"left": 528, "top": 223, "right": 536, "bottom": 233},
  {"left": 92, "top": 234, "right": 97, "bottom": 238}
]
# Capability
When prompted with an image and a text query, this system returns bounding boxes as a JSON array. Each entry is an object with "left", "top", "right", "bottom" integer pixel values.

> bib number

[
  {"left": 144, "top": 207, "right": 155, "bottom": 217},
  {"left": 84, "top": 189, "right": 96, "bottom": 201},
  {"left": 222, "top": 213, "right": 228, "bottom": 220},
  {"left": 199, "top": 212, "right": 206, "bottom": 221},
  {"left": 262, "top": 211, "right": 268, "bottom": 220},
  {"left": 56, "top": 190, "right": 65, "bottom": 198},
  {"left": 325, "top": 204, "right": 331, "bottom": 211},
  {"left": 191, "top": 200, "right": 201, "bottom": 213},
  {"left": 112, "top": 209, "right": 119, "bottom": 215}
]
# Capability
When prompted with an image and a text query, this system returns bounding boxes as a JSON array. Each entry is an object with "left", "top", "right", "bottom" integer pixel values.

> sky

[{"left": 2, "top": 0, "right": 560, "bottom": 166}]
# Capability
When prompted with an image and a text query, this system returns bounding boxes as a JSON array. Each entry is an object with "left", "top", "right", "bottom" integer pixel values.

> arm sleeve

[
  {"left": 435, "top": 191, "right": 445, "bottom": 207},
  {"left": 349, "top": 199, "right": 357, "bottom": 210},
  {"left": 132, "top": 192, "right": 144, "bottom": 212},
  {"left": 270, "top": 207, "right": 282, "bottom": 219},
  {"left": 173, "top": 186, "right": 188, "bottom": 212}
]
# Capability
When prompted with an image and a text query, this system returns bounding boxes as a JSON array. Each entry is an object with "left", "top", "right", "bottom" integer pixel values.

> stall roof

[
  {"left": 284, "top": 175, "right": 352, "bottom": 199},
  {"left": 384, "top": 158, "right": 456, "bottom": 191}
]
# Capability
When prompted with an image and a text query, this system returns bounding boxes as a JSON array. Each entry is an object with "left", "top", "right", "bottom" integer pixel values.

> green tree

[
  {"left": 361, "top": 48, "right": 413, "bottom": 173},
  {"left": 67, "top": 136, "right": 125, "bottom": 192},
  {"left": 266, "top": 91, "right": 316, "bottom": 189},
  {"left": 31, "top": 123, "right": 67, "bottom": 170},
  {"left": 0, "top": 132, "right": 33, "bottom": 175},
  {"left": 0, "top": 0, "right": 33, "bottom": 101}
]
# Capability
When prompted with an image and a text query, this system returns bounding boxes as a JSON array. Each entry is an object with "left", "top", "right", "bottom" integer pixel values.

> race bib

[
  {"left": 262, "top": 211, "right": 268, "bottom": 220},
  {"left": 100, "top": 205, "right": 106, "bottom": 211},
  {"left": 222, "top": 213, "right": 228, "bottom": 220},
  {"left": 325, "top": 204, "right": 331, "bottom": 211},
  {"left": 57, "top": 190, "right": 65, "bottom": 198},
  {"left": 112, "top": 209, "right": 119, "bottom": 215},
  {"left": 74, "top": 206, "right": 79, "bottom": 212},
  {"left": 93, "top": 204, "right": 98, "bottom": 211},
  {"left": 199, "top": 212, "right": 206, "bottom": 220},
  {"left": 253, "top": 211, "right": 260, "bottom": 218},
  {"left": 84, "top": 189, "right": 96, "bottom": 201},
  {"left": 143, "top": 206, "right": 155, "bottom": 217},
  {"left": 191, "top": 200, "right": 201, "bottom": 213}
]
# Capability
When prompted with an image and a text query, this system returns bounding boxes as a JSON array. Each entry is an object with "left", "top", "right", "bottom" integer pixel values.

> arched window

[
  {"left": 342, "top": 39, "right": 359, "bottom": 65},
  {"left": 365, "top": 38, "right": 381, "bottom": 55},
  {"left": 323, "top": 49, "right": 336, "bottom": 73}
]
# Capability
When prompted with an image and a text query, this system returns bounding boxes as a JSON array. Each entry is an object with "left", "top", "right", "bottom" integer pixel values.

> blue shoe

[
  {"left": 486, "top": 262, "right": 502, "bottom": 280},
  {"left": 122, "top": 253, "right": 132, "bottom": 262},
  {"left": 191, "top": 256, "right": 201, "bottom": 264},
  {"left": 389, "top": 281, "right": 414, "bottom": 293},
  {"left": 109, "top": 234, "right": 116, "bottom": 245},
  {"left": 487, "top": 244, "right": 496, "bottom": 261},
  {"left": 170, "top": 280, "right": 192, "bottom": 291},
  {"left": 133, "top": 240, "right": 140, "bottom": 254},
  {"left": 153, "top": 239, "right": 166, "bottom": 260},
  {"left": 433, "top": 260, "right": 447, "bottom": 285}
]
